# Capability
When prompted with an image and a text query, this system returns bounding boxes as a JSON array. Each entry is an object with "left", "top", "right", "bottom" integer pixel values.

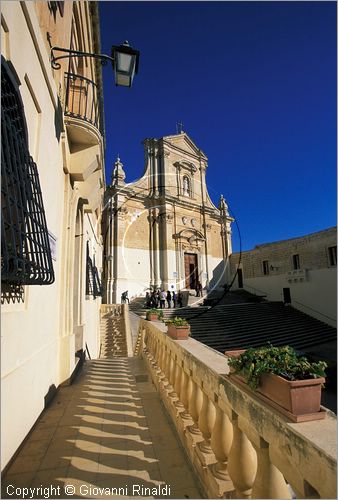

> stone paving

[{"left": 2, "top": 358, "right": 203, "bottom": 499}]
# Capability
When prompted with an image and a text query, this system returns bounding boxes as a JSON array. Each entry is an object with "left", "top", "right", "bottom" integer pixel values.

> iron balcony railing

[{"left": 64, "top": 72, "right": 103, "bottom": 133}]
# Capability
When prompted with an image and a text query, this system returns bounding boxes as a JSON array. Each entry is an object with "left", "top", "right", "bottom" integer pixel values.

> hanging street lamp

[{"left": 49, "top": 37, "right": 140, "bottom": 87}]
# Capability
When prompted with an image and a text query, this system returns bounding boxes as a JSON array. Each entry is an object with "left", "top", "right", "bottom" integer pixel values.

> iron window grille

[
  {"left": 48, "top": 1, "right": 64, "bottom": 18},
  {"left": 1, "top": 57, "right": 55, "bottom": 286},
  {"left": 86, "top": 243, "right": 102, "bottom": 298}
]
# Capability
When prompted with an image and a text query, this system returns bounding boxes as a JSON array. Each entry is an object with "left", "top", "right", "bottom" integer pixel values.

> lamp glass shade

[
  {"left": 116, "top": 51, "right": 134, "bottom": 73},
  {"left": 115, "top": 73, "right": 132, "bottom": 87},
  {"left": 112, "top": 42, "right": 139, "bottom": 87}
]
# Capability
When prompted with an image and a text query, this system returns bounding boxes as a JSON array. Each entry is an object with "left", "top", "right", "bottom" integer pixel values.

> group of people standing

[{"left": 145, "top": 290, "right": 183, "bottom": 309}]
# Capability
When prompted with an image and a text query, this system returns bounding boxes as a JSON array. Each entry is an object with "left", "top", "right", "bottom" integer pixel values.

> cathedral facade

[{"left": 103, "top": 132, "right": 233, "bottom": 303}]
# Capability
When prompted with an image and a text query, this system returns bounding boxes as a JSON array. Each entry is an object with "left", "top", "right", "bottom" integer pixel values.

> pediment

[
  {"left": 163, "top": 132, "right": 207, "bottom": 160},
  {"left": 174, "top": 228, "right": 206, "bottom": 241}
]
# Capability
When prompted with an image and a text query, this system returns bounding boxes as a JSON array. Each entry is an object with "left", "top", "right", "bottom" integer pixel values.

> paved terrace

[{"left": 2, "top": 358, "right": 202, "bottom": 499}]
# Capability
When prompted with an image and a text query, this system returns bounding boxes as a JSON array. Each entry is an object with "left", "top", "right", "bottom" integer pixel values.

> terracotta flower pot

[
  {"left": 226, "top": 348, "right": 326, "bottom": 421},
  {"left": 257, "top": 372, "right": 325, "bottom": 415},
  {"left": 146, "top": 313, "right": 159, "bottom": 321},
  {"left": 230, "top": 372, "right": 325, "bottom": 421},
  {"left": 167, "top": 325, "right": 190, "bottom": 340},
  {"left": 225, "top": 349, "right": 246, "bottom": 358}
]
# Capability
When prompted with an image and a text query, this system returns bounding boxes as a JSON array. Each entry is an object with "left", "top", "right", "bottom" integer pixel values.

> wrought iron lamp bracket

[{"left": 50, "top": 46, "right": 114, "bottom": 70}]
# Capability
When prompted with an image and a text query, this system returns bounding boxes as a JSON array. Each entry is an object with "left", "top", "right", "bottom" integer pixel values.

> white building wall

[
  {"left": 115, "top": 247, "right": 151, "bottom": 301},
  {"left": 165, "top": 250, "right": 180, "bottom": 291},
  {"left": 233, "top": 269, "right": 337, "bottom": 327},
  {"left": 1, "top": 2, "right": 104, "bottom": 468},
  {"left": 208, "top": 256, "right": 227, "bottom": 290},
  {"left": 1, "top": 2, "right": 64, "bottom": 468}
]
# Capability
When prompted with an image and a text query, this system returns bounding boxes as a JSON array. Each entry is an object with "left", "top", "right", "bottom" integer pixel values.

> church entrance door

[{"left": 184, "top": 253, "right": 198, "bottom": 289}]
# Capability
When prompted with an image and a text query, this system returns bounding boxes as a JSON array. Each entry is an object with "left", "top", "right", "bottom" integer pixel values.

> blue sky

[{"left": 99, "top": 1, "right": 337, "bottom": 252}]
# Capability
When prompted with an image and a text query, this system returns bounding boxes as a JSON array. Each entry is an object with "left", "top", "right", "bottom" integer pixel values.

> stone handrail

[
  {"left": 123, "top": 304, "right": 133, "bottom": 357},
  {"left": 137, "top": 319, "right": 337, "bottom": 499},
  {"left": 100, "top": 303, "right": 123, "bottom": 316}
]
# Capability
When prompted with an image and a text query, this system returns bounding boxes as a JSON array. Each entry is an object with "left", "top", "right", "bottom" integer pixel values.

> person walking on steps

[{"left": 166, "top": 290, "right": 172, "bottom": 308}]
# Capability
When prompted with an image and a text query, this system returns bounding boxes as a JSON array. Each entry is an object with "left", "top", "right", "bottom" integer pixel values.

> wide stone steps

[
  {"left": 130, "top": 297, "right": 336, "bottom": 356},
  {"left": 100, "top": 314, "right": 128, "bottom": 358}
]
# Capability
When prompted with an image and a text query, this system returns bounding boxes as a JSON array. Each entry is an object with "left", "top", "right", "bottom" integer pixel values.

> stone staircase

[
  {"left": 130, "top": 291, "right": 337, "bottom": 412},
  {"left": 100, "top": 310, "right": 128, "bottom": 358},
  {"left": 130, "top": 293, "right": 337, "bottom": 356}
]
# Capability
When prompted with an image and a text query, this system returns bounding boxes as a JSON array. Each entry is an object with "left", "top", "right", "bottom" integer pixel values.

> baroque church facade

[{"left": 103, "top": 132, "right": 233, "bottom": 303}]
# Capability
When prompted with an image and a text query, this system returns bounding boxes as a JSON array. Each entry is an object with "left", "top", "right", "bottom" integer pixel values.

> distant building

[
  {"left": 230, "top": 227, "right": 337, "bottom": 327},
  {"left": 102, "top": 132, "right": 234, "bottom": 303},
  {"left": 1, "top": 1, "right": 105, "bottom": 468}
]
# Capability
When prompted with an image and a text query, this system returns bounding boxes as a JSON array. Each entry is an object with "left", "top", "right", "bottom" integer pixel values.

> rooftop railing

[{"left": 137, "top": 319, "right": 337, "bottom": 499}]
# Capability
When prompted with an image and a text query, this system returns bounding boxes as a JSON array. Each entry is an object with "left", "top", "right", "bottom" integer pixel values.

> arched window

[
  {"left": 182, "top": 175, "right": 191, "bottom": 197},
  {"left": 1, "top": 57, "right": 54, "bottom": 286}
]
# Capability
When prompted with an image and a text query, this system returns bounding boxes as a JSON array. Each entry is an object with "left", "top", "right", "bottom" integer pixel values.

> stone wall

[{"left": 230, "top": 228, "right": 337, "bottom": 326}]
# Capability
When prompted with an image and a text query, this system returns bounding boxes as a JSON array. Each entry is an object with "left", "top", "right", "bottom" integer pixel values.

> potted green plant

[
  {"left": 146, "top": 309, "right": 163, "bottom": 321},
  {"left": 227, "top": 345, "right": 327, "bottom": 420},
  {"left": 165, "top": 316, "right": 190, "bottom": 340}
]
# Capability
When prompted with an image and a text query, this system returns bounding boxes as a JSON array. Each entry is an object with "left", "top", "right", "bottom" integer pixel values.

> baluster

[
  {"left": 169, "top": 357, "right": 180, "bottom": 399},
  {"left": 227, "top": 414, "right": 257, "bottom": 499},
  {"left": 179, "top": 369, "right": 189, "bottom": 407},
  {"left": 156, "top": 342, "right": 164, "bottom": 376},
  {"left": 188, "top": 379, "right": 203, "bottom": 434},
  {"left": 145, "top": 331, "right": 153, "bottom": 360},
  {"left": 174, "top": 362, "right": 185, "bottom": 409},
  {"left": 180, "top": 370, "right": 193, "bottom": 420},
  {"left": 165, "top": 348, "right": 172, "bottom": 382},
  {"left": 150, "top": 334, "right": 157, "bottom": 364},
  {"left": 251, "top": 439, "right": 291, "bottom": 499},
  {"left": 168, "top": 353, "right": 175, "bottom": 388},
  {"left": 160, "top": 344, "right": 168, "bottom": 381},
  {"left": 197, "top": 390, "right": 216, "bottom": 460},
  {"left": 153, "top": 336, "right": 160, "bottom": 366},
  {"left": 159, "top": 346, "right": 170, "bottom": 389},
  {"left": 210, "top": 403, "right": 233, "bottom": 480}
]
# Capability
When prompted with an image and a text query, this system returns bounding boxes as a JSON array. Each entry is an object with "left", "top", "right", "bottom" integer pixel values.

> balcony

[
  {"left": 64, "top": 72, "right": 102, "bottom": 133},
  {"left": 286, "top": 269, "right": 308, "bottom": 283},
  {"left": 63, "top": 72, "right": 104, "bottom": 182}
]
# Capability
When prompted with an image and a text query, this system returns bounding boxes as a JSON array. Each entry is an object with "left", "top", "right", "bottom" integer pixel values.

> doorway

[
  {"left": 283, "top": 287, "right": 291, "bottom": 304},
  {"left": 237, "top": 268, "right": 243, "bottom": 288},
  {"left": 184, "top": 253, "right": 198, "bottom": 289}
]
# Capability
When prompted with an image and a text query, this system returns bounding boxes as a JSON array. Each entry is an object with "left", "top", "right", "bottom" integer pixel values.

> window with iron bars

[
  {"left": 1, "top": 57, "right": 55, "bottom": 287},
  {"left": 48, "top": 1, "right": 64, "bottom": 19},
  {"left": 86, "top": 242, "right": 102, "bottom": 299}
]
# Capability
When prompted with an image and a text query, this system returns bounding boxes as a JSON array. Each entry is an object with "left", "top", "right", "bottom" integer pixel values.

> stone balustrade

[
  {"left": 137, "top": 318, "right": 337, "bottom": 499},
  {"left": 100, "top": 303, "right": 123, "bottom": 316}
]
